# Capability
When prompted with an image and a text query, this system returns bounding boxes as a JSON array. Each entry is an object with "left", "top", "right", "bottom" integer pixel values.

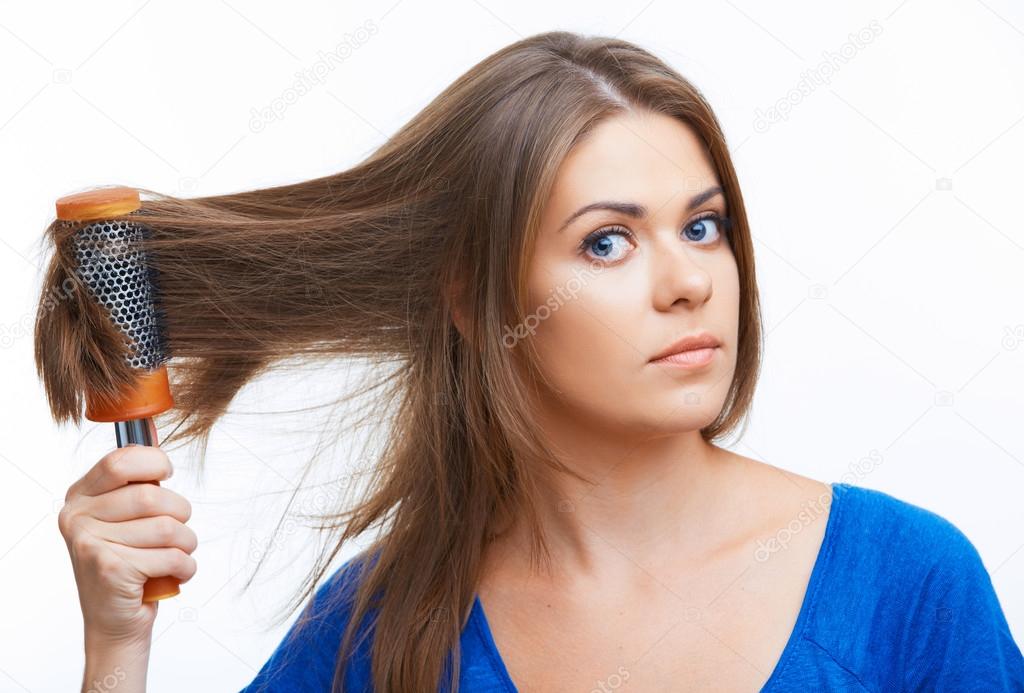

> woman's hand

[{"left": 57, "top": 445, "right": 197, "bottom": 649}]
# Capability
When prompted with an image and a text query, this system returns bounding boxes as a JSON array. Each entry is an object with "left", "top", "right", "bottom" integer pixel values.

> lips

[{"left": 649, "top": 332, "right": 721, "bottom": 362}]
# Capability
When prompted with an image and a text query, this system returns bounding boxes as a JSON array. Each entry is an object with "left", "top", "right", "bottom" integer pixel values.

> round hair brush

[{"left": 55, "top": 186, "right": 180, "bottom": 603}]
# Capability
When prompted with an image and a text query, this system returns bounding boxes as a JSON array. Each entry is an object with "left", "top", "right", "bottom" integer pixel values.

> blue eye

[
  {"left": 684, "top": 214, "right": 732, "bottom": 245},
  {"left": 580, "top": 228, "right": 633, "bottom": 262}
]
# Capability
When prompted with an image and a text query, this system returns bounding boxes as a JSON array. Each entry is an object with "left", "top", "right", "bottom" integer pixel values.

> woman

[{"left": 39, "top": 31, "right": 1024, "bottom": 692}]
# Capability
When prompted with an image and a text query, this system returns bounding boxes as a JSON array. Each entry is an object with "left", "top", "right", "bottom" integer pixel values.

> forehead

[{"left": 543, "top": 110, "right": 720, "bottom": 221}]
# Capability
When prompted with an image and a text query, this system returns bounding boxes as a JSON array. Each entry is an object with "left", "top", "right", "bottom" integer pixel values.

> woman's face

[{"left": 519, "top": 109, "right": 740, "bottom": 437}]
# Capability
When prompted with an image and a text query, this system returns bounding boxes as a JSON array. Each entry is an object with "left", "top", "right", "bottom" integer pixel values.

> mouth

[
  {"left": 649, "top": 346, "right": 718, "bottom": 369},
  {"left": 648, "top": 332, "right": 720, "bottom": 369},
  {"left": 647, "top": 333, "right": 720, "bottom": 364}
]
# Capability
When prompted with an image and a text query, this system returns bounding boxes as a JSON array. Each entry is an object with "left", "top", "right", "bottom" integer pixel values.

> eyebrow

[{"left": 558, "top": 185, "right": 725, "bottom": 233}]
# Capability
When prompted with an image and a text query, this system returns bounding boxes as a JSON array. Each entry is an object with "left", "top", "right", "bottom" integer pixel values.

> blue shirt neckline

[{"left": 468, "top": 481, "right": 845, "bottom": 691}]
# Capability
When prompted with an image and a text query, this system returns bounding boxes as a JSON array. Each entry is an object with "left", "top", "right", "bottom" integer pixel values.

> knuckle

[
  {"left": 70, "top": 533, "right": 98, "bottom": 561},
  {"left": 172, "top": 548, "right": 191, "bottom": 571},
  {"left": 100, "top": 448, "right": 127, "bottom": 478},
  {"left": 94, "top": 551, "right": 122, "bottom": 581},
  {"left": 183, "top": 554, "right": 198, "bottom": 580},
  {"left": 60, "top": 509, "right": 86, "bottom": 542},
  {"left": 183, "top": 528, "right": 199, "bottom": 554},
  {"left": 135, "top": 484, "right": 161, "bottom": 514},
  {"left": 154, "top": 516, "right": 178, "bottom": 544},
  {"left": 145, "top": 446, "right": 169, "bottom": 468},
  {"left": 56, "top": 504, "right": 72, "bottom": 536}
]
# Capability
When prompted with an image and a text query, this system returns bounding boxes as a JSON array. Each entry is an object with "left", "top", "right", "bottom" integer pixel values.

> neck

[{"left": 490, "top": 405, "right": 745, "bottom": 590}]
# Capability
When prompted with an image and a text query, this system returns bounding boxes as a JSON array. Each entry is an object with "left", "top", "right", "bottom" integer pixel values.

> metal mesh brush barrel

[{"left": 55, "top": 186, "right": 180, "bottom": 603}]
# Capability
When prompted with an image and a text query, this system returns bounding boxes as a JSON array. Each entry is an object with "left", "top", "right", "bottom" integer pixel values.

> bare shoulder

[
  {"left": 715, "top": 449, "right": 834, "bottom": 540},
  {"left": 720, "top": 448, "right": 831, "bottom": 498}
]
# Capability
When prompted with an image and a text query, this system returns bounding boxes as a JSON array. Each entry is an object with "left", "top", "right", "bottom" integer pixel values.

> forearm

[{"left": 82, "top": 634, "right": 151, "bottom": 693}]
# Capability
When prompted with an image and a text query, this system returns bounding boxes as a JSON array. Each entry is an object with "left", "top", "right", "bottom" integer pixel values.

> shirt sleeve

[
  {"left": 901, "top": 520, "right": 1024, "bottom": 691},
  {"left": 238, "top": 558, "right": 372, "bottom": 693}
]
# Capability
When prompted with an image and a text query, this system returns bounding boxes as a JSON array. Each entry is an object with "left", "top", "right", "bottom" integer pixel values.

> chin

[{"left": 644, "top": 397, "right": 722, "bottom": 434}]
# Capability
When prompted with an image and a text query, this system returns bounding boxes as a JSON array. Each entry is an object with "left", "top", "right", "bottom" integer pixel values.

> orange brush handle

[{"left": 56, "top": 187, "right": 181, "bottom": 603}]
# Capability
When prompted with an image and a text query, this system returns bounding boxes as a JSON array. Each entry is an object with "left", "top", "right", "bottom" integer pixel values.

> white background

[{"left": 2, "top": 0, "right": 1023, "bottom": 690}]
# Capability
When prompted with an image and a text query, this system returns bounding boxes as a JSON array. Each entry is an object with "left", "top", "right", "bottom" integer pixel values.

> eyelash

[{"left": 577, "top": 212, "right": 733, "bottom": 261}]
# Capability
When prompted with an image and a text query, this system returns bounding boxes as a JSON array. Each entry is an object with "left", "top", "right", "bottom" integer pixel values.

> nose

[{"left": 650, "top": 232, "right": 713, "bottom": 310}]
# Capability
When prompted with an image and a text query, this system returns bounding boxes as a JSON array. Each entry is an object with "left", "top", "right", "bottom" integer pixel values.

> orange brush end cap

[
  {"left": 56, "top": 187, "right": 141, "bottom": 222},
  {"left": 141, "top": 576, "right": 181, "bottom": 602},
  {"left": 85, "top": 366, "right": 175, "bottom": 422}
]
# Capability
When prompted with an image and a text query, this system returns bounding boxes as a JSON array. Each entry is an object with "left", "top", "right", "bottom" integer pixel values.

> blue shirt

[{"left": 239, "top": 482, "right": 1024, "bottom": 691}]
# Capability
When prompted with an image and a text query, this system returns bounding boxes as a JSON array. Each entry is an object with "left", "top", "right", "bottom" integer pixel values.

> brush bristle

[{"left": 70, "top": 215, "right": 170, "bottom": 370}]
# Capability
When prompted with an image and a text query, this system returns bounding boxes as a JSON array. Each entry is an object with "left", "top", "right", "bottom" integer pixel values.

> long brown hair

[{"left": 34, "top": 30, "right": 762, "bottom": 692}]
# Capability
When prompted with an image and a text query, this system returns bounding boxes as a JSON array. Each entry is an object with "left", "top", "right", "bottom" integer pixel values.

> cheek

[
  {"left": 521, "top": 261, "right": 644, "bottom": 394},
  {"left": 718, "top": 256, "right": 741, "bottom": 341}
]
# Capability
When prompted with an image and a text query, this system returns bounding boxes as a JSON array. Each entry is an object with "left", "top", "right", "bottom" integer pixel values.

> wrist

[
  {"left": 83, "top": 632, "right": 151, "bottom": 693},
  {"left": 84, "top": 629, "right": 151, "bottom": 660}
]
